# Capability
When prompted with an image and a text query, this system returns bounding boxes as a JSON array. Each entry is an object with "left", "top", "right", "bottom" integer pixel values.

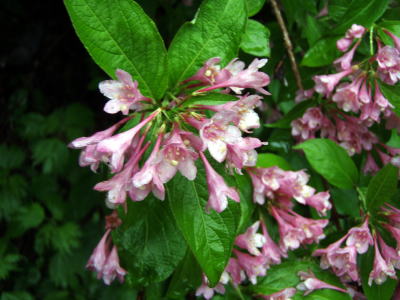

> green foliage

[
  {"left": 256, "top": 153, "right": 291, "bottom": 170},
  {"left": 301, "top": 37, "right": 341, "bottom": 67},
  {"left": 246, "top": 0, "right": 266, "bottom": 17},
  {"left": 294, "top": 139, "right": 359, "bottom": 189},
  {"left": 240, "top": 19, "right": 270, "bottom": 57},
  {"left": 64, "top": 0, "right": 168, "bottom": 99},
  {"left": 166, "top": 158, "right": 242, "bottom": 286},
  {"left": 332, "top": 0, "right": 390, "bottom": 34},
  {"left": 366, "top": 164, "right": 398, "bottom": 213},
  {"left": 113, "top": 197, "right": 186, "bottom": 286},
  {"left": 167, "top": 0, "right": 247, "bottom": 89},
  {"left": 330, "top": 188, "right": 360, "bottom": 218},
  {"left": 181, "top": 93, "right": 238, "bottom": 108},
  {"left": 379, "top": 82, "right": 400, "bottom": 117}
]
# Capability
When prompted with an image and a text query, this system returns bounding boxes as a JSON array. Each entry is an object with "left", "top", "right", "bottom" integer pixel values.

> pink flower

[
  {"left": 291, "top": 107, "right": 326, "bottom": 140},
  {"left": 101, "top": 246, "right": 127, "bottom": 285},
  {"left": 235, "top": 221, "right": 266, "bottom": 256},
  {"left": 346, "top": 24, "right": 365, "bottom": 39},
  {"left": 382, "top": 203, "right": 400, "bottom": 225},
  {"left": 297, "top": 270, "right": 348, "bottom": 295},
  {"left": 328, "top": 246, "right": 359, "bottom": 282},
  {"left": 157, "top": 126, "right": 199, "bottom": 183},
  {"left": 304, "top": 191, "right": 332, "bottom": 216},
  {"left": 99, "top": 69, "right": 151, "bottom": 115},
  {"left": 332, "top": 76, "right": 364, "bottom": 112},
  {"left": 363, "top": 153, "right": 379, "bottom": 174},
  {"left": 94, "top": 141, "right": 149, "bottom": 208},
  {"left": 197, "top": 58, "right": 270, "bottom": 95},
  {"left": 131, "top": 134, "right": 165, "bottom": 201},
  {"left": 334, "top": 40, "right": 361, "bottom": 70},
  {"left": 345, "top": 218, "right": 373, "bottom": 254},
  {"left": 295, "top": 88, "right": 315, "bottom": 103},
  {"left": 86, "top": 229, "right": 112, "bottom": 274},
  {"left": 313, "top": 69, "right": 353, "bottom": 97},
  {"left": 200, "top": 113, "right": 242, "bottom": 163},
  {"left": 96, "top": 110, "right": 160, "bottom": 173},
  {"left": 260, "top": 220, "right": 286, "bottom": 265},
  {"left": 374, "top": 83, "right": 394, "bottom": 114},
  {"left": 225, "top": 258, "right": 246, "bottom": 286},
  {"left": 313, "top": 234, "right": 348, "bottom": 269},
  {"left": 378, "top": 234, "right": 400, "bottom": 270},
  {"left": 195, "top": 274, "right": 227, "bottom": 300},
  {"left": 199, "top": 95, "right": 262, "bottom": 132},
  {"left": 234, "top": 249, "right": 267, "bottom": 284},
  {"left": 259, "top": 287, "right": 297, "bottom": 300},
  {"left": 376, "top": 46, "right": 400, "bottom": 85},
  {"left": 226, "top": 137, "right": 262, "bottom": 170},
  {"left": 337, "top": 37, "right": 353, "bottom": 52},
  {"left": 368, "top": 236, "right": 397, "bottom": 285},
  {"left": 199, "top": 152, "right": 240, "bottom": 212},
  {"left": 184, "top": 57, "right": 227, "bottom": 86},
  {"left": 248, "top": 169, "right": 266, "bottom": 204}
]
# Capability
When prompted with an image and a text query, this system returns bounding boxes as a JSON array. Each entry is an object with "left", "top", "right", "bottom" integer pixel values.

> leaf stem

[
  {"left": 269, "top": 0, "right": 303, "bottom": 90},
  {"left": 232, "top": 281, "right": 246, "bottom": 300}
]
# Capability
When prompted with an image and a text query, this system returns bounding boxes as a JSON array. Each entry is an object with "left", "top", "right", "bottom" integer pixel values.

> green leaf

[
  {"left": 249, "top": 259, "right": 351, "bottom": 300},
  {"left": 256, "top": 153, "right": 291, "bottom": 170},
  {"left": 166, "top": 250, "right": 202, "bottom": 299},
  {"left": 246, "top": 0, "right": 266, "bottom": 17},
  {"left": 166, "top": 159, "right": 241, "bottom": 286},
  {"left": 168, "top": 0, "right": 247, "bottom": 88},
  {"left": 330, "top": 188, "right": 360, "bottom": 218},
  {"left": 0, "top": 145, "right": 25, "bottom": 170},
  {"left": 9, "top": 203, "right": 45, "bottom": 236},
  {"left": 64, "top": 0, "right": 168, "bottom": 99},
  {"left": 113, "top": 196, "right": 186, "bottom": 286},
  {"left": 304, "top": 15, "right": 323, "bottom": 46},
  {"left": 379, "top": 82, "right": 400, "bottom": 117},
  {"left": 366, "top": 164, "right": 398, "bottom": 213},
  {"left": 0, "top": 292, "right": 34, "bottom": 300},
  {"left": 387, "top": 130, "right": 400, "bottom": 148},
  {"left": 240, "top": 20, "right": 270, "bottom": 57},
  {"left": 328, "top": 0, "right": 351, "bottom": 22},
  {"left": 265, "top": 100, "right": 317, "bottom": 129},
  {"left": 360, "top": 247, "right": 397, "bottom": 300},
  {"left": 294, "top": 139, "right": 359, "bottom": 189},
  {"left": 181, "top": 93, "right": 238, "bottom": 108},
  {"left": 0, "top": 253, "right": 21, "bottom": 280},
  {"left": 333, "top": 0, "right": 390, "bottom": 34},
  {"left": 301, "top": 37, "right": 341, "bottom": 67},
  {"left": 32, "top": 138, "right": 69, "bottom": 174},
  {"left": 378, "top": 20, "right": 400, "bottom": 46}
]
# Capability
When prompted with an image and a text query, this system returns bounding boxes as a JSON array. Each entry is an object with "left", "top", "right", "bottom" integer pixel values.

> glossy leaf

[
  {"left": 366, "top": 164, "right": 398, "bottom": 213},
  {"left": 256, "top": 153, "right": 291, "bottom": 170},
  {"left": 387, "top": 130, "right": 400, "bottom": 148},
  {"left": 330, "top": 188, "right": 360, "bottom": 218},
  {"left": 168, "top": 0, "right": 247, "bottom": 88},
  {"left": 166, "top": 159, "right": 241, "bottom": 286},
  {"left": 301, "top": 37, "right": 341, "bottom": 67},
  {"left": 113, "top": 197, "right": 186, "bottom": 286},
  {"left": 240, "top": 19, "right": 270, "bottom": 57},
  {"left": 333, "top": 0, "right": 390, "bottom": 34},
  {"left": 181, "top": 93, "right": 238, "bottom": 108},
  {"left": 294, "top": 139, "right": 358, "bottom": 189},
  {"left": 246, "top": 0, "right": 266, "bottom": 16},
  {"left": 64, "top": 0, "right": 168, "bottom": 99}
]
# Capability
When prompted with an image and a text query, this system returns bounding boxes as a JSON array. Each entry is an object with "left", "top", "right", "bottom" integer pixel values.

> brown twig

[{"left": 269, "top": 0, "right": 304, "bottom": 90}]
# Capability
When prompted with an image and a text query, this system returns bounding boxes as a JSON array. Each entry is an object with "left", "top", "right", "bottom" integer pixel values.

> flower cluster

[
  {"left": 291, "top": 24, "right": 400, "bottom": 172},
  {"left": 196, "top": 166, "right": 332, "bottom": 299},
  {"left": 70, "top": 57, "right": 270, "bottom": 284}
]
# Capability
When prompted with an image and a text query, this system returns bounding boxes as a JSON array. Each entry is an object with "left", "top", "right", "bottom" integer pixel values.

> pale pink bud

[
  {"left": 297, "top": 270, "right": 348, "bottom": 295},
  {"left": 363, "top": 153, "right": 379, "bottom": 174},
  {"left": 225, "top": 258, "right": 246, "bottom": 286},
  {"left": 261, "top": 220, "right": 287, "bottom": 265},
  {"left": 337, "top": 37, "right": 353, "bottom": 52},
  {"left": 378, "top": 234, "right": 400, "bottom": 270},
  {"left": 199, "top": 152, "right": 240, "bottom": 213},
  {"left": 313, "top": 69, "right": 353, "bottom": 96},
  {"left": 86, "top": 229, "right": 112, "bottom": 274},
  {"left": 334, "top": 40, "right": 361, "bottom": 70},
  {"left": 304, "top": 191, "right": 332, "bottom": 216},
  {"left": 346, "top": 24, "right": 366, "bottom": 39}
]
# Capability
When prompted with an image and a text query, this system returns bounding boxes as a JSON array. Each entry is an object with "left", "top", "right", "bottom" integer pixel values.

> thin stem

[
  {"left": 269, "top": 0, "right": 304, "bottom": 90},
  {"left": 232, "top": 282, "right": 246, "bottom": 300},
  {"left": 369, "top": 26, "right": 375, "bottom": 56}
]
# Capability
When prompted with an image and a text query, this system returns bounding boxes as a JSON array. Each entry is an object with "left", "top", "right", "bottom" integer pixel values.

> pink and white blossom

[
  {"left": 345, "top": 218, "right": 373, "bottom": 254},
  {"left": 234, "top": 249, "right": 267, "bottom": 284},
  {"left": 199, "top": 152, "right": 240, "bottom": 212},
  {"left": 368, "top": 236, "right": 397, "bottom": 285},
  {"left": 99, "top": 69, "right": 151, "bottom": 115},
  {"left": 101, "top": 246, "right": 127, "bottom": 285},
  {"left": 313, "top": 69, "right": 353, "bottom": 97},
  {"left": 86, "top": 229, "right": 112, "bottom": 274},
  {"left": 235, "top": 221, "right": 266, "bottom": 256}
]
